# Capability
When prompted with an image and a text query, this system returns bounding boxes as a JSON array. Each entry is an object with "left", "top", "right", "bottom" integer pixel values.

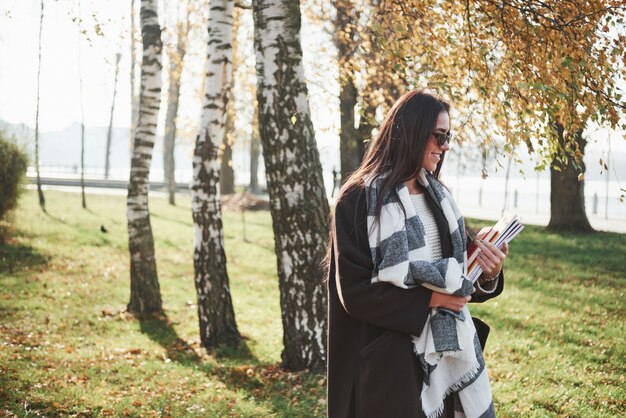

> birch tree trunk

[
  {"left": 130, "top": 0, "right": 140, "bottom": 149},
  {"left": 191, "top": 0, "right": 241, "bottom": 349},
  {"left": 253, "top": 0, "right": 329, "bottom": 372},
  {"left": 105, "top": 53, "right": 122, "bottom": 180},
  {"left": 127, "top": 0, "right": 164, "bottom": 316},
  {"left": 35, "top": 0, "right": 45, "bottom": 211}
]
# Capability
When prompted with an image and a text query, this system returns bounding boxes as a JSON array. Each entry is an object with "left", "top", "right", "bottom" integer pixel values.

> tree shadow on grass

[
  {"left": 150, "top": 211, "right": 193, "bottom": 228},
  {"left": 0, "top": 239, "right": 48, "bottom": 276},
  {"left": 138, "top": 315, "right": 204, "bottom": 366},
  {"left": 137, "top": 314, "right": 322, "bottom": 415},
  {"left": 43, "top": 210, "right": 68, "bottom": 225},
  {"left": 138, "top": 314, "right": 256, "bottom": 366}
]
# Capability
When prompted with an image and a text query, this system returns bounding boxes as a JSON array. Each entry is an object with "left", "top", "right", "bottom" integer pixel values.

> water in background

[
  {"left": 441, "top": 174, "right": 625, "bottom": 220},
  {"left": 29, "top": 164, "right": 625, "bottom": 222}
]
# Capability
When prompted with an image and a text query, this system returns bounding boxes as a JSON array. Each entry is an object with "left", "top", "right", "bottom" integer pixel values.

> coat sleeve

[{"left": 332, "top": 187, "right": 433, "bottom": 337}]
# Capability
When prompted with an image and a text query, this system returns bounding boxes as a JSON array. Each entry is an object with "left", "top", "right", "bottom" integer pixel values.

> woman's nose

[{"left": 440, "top": 140, "right": 450, "bottom": 151}]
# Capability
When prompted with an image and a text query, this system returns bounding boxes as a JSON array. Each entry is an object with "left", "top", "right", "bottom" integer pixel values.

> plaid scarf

[{"left": 365, "top": 169, "right": 495, "bottom": 418}]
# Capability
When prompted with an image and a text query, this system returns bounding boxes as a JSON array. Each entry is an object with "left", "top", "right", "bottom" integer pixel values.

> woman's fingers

[
  {"left": 475, "top": 227, "right": 491, "bottom": 241},
  {"left": 477, "top": 254, "right": 495, "bottom": 272},
  {"left": 429, "top": 293, "right": 471, "bottom": 312},
  {"left": 476, "top": 239, "right": 508, "bottom": 278},
  {"left": 477, "top": 254, "right": 498, "bottom": 277},
  {"left": 476, "top": 240, "right": 506, "bottom": 264}
]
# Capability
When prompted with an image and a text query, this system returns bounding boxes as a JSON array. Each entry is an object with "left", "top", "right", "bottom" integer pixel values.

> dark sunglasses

[{"left": 433, "top": 132, "right": 452, "bottom": 147}]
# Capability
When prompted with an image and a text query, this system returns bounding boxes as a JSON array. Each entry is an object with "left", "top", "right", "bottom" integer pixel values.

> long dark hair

[{"left": 338, "top": 90, "right": 450, "bottom": 220}]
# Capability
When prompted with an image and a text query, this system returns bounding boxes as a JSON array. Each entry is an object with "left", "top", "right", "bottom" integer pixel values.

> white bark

[
  {"left": 127, "top": 0, "right": 163, "bottom": 316},
  {"left": 130, "top": 0, "right": 140, "bottom": 149},
  {"left": 253, "top": 0, "right": 329, "bottom": 372},
  {"left": 191, "top": 0, "right": 241, "bottom": 349}
]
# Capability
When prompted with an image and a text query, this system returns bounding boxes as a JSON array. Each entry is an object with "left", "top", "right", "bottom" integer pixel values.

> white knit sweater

[{"left": 409, "top": 193, "right": 442, "bottom": 262}]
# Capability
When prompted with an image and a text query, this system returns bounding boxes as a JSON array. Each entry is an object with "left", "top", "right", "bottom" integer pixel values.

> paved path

[
  {"left": 460, "top": 205, "right": 626, "bottom": 234},
  {"left": 28, "top": 177, "right": 625, "bottom": 234}
]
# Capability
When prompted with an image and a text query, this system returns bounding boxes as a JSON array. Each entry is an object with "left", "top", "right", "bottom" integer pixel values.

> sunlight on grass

[{"left": 1, "top": 190, "right": 624, "bottom": 417}]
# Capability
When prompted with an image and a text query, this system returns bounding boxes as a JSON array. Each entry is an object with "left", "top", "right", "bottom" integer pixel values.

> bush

[{"left": 0, "top": 132, "right": 28, "bottom": 221}]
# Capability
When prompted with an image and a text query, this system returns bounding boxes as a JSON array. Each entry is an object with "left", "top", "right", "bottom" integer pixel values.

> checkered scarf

[{"left": 365, "top": 169, "right": 495, "bottom": 418}]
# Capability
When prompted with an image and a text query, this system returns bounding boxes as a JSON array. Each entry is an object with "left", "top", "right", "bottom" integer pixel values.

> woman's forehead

[{"left": 434, "top": 112, "right": 450, "bottom": 130}]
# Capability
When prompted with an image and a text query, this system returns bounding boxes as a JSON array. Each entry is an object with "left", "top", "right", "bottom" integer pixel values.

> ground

[{"left": 0, "top": 190, "right": 624, "bottom": 417}]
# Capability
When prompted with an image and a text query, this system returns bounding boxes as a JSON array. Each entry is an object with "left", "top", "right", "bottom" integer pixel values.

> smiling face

[{"left": 422, "top": 111, "right": 451, "bottom": 172}]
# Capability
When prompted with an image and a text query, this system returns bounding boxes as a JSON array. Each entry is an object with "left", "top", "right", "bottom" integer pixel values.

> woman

[{"left": 326, "top": 90, "right": 507, "bottom": 418}]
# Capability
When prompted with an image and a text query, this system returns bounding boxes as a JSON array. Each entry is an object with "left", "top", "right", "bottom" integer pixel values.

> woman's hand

[
  {"left": 475, "top": 237, "right": 508, "bottom": 280},
  {"left": 429, "top": 292, "right": 471, "bottom": 312}
]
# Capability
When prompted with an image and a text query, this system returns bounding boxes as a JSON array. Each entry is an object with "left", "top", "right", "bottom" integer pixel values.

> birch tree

[
  {"left": 127, "top": 0, "right": 164, "bottom": 316},
  {"left": 130, "top": 0, "right": 140, "bottom": 148},
  {"left": 253, "top": 0, "right": 329, "bottom": 372},
  {"left": 191, "top": 0, "right": 241, "bottom": 349},
  {"left": 34, "top": 0, "right": 45, "bottom": 211}
]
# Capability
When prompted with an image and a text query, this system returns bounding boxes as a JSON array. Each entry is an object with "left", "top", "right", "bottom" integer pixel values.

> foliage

[
  {"left": 367, "top": 1, "right": 626, "bottom": 168},
  {"left": 0, "top": 132, "right": 28, "bottom": 222},
  {"left": 1, "top": 190, "right": 625, "bottom": 416}
]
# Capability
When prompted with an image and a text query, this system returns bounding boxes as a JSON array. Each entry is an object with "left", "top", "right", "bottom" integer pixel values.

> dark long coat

[{"left": 326, "top": 186, "right": 504, "bottom": 418}]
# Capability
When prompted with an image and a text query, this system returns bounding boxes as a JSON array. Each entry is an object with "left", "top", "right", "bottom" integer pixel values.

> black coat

[{"left": 326, "top": 186, "right": 504, "bottom": 418}]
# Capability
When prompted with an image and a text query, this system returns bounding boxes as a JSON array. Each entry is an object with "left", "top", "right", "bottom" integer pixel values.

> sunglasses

[{"left": 433, "top": 132, "right": 452, "bottom": 147}]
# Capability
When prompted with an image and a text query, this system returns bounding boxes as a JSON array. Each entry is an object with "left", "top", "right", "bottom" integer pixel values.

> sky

[
  {"left": 0, "top": 0, "right": 135, "bottom": 131},
  {"left": 0, "top": 0, "right": 624, "bottom": 184}
]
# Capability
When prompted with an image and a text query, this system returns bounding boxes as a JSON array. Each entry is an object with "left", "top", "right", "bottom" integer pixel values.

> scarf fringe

[{"left": 414, "top": 342, "right": 482, "bottom": 418}]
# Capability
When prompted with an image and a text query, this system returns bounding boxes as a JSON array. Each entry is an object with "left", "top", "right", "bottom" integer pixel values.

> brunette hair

[
  {"left": 338, "top": 90, "right": 450, "bottom": 220},
  {"left": 323, "top": 90, "right": 450, "bottom": 276}
]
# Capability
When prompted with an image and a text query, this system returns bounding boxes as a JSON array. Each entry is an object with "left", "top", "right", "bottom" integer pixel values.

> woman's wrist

[
  {"left": 476, "top": 274, "right": 499, "bottom": 293},
  {"left": 480, "top": 270, "right": 500, "bottom": 283}
]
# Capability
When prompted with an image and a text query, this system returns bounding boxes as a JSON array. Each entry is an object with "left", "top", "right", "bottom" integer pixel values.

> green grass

[{"left": 1, "top": 190, "right": 625, "bottom": 417}]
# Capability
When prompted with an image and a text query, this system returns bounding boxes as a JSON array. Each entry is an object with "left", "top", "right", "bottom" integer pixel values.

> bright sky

[
  {"left": 0, "top": 0, "right": 135, "bottom": 131},
  {"left": 0, "top": 0, "right": 623, "bottom": 165}
]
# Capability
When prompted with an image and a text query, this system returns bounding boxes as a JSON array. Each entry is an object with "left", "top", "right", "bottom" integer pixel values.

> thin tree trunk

[
  {"left": 334, "top": 0, "right": 362, "bottom": 183},
  {"left": 78, "top": 0, "right": 86, "bottom": 209},
  {"left": 163, "top": 1, "right": 190, "bottom": 205},
  {"left": 356, "top": 94, "right": 376, "bottom": 162},
  {"left": 80, "top": 122, "right": 86, "bottom": 208},
  {"left": 249, "top": 104, "right": 260, "bottom": 194},
  {"left": 502, "top": 155, "right": 512, "bottom": 216},
  {"left": 253, "top": 0, "right": 329, "bottom": 372},
  {"left": 35, "top": 0, "right": 45, "bottom": 211},
  {"left": 547, "top": 124, "right": 593, "bottom": 232},
  {"left": 220, "top": 102, "right": 235, "bottom": 195},
  {"left": 106, "top": 53, "right": 122, "bottom": 180},
  {"left": 191, "top": 0, "right": 241, "bottom": 349},
  {"left": 220, "top": 127, "right": 235, "bottom": 194},
  {"left": 127, "top": 0, "right": 164, "bottom": 316},
  {"left": 220, "top": 8, "right": 239, "bottom": 195},
  {"left": 130, "top": 0, "right": 139, "bottom": 150}
]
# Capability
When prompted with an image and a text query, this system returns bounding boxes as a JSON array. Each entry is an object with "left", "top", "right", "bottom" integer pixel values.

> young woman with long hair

[{"left": 326, "top": 90, "right": 507, "bottom": 418}]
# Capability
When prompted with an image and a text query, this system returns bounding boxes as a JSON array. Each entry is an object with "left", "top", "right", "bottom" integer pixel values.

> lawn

[{"left": 1, "top": 190, "right": 624, "bottom": 417}]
